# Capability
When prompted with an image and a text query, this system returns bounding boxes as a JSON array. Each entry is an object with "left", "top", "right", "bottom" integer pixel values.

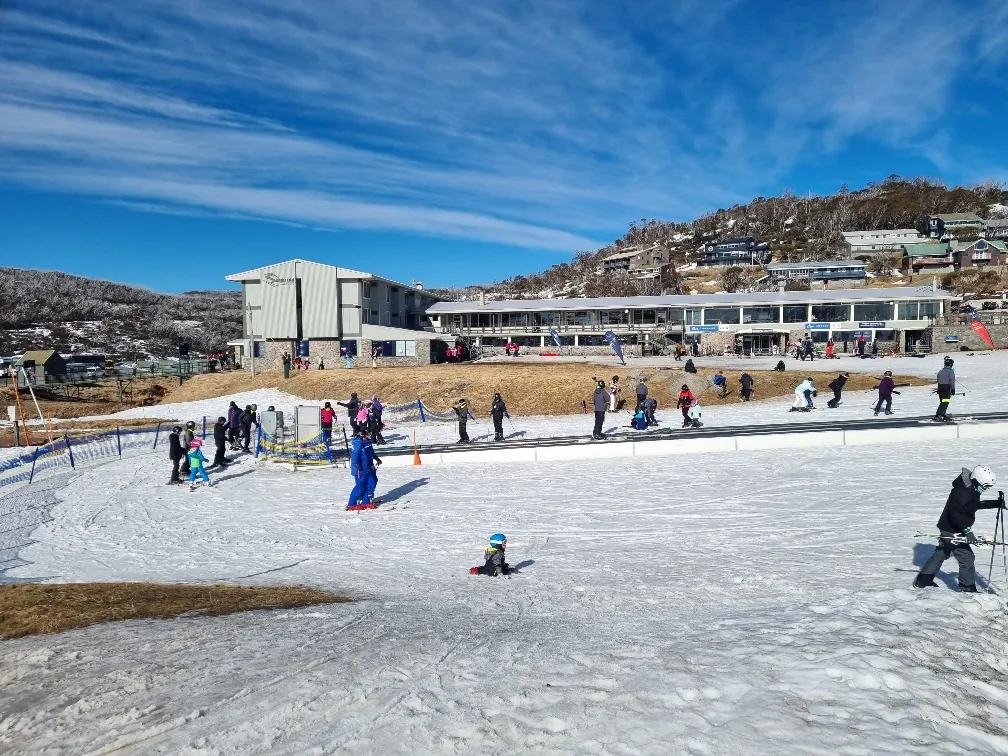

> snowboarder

[
  {"left": 211, "top": 416, "right": 228, "bottom": 467},
  {"left": 470, "top": 533, "right": 512, "bottom": 576},
  {"left": 187, "top": 438, "right": 211, "bottom": 490},
  {"left": 739, "top": 372, "right": 754, "bottom": 402},
  {"left": 592, "top": 380, "right": 608, "bottom": 439},
  {"left": 791, "top": 377, "right": 816, "bottom": 411},
  {"left": 914, "top": 465, "right": 1004, "bottom": 591},
  {"left": 676, "top": 384, "right": 695, "bottom": 428},
  {"left": 167, "top": 425, "right": 184, "bottom": 484},
  {"left": 179, "top": 421, "right": 196, "bottom": 475},
  {"left": 873, "top": 370, "right": 900, "bottom": 415},
  {"left": 826, "top": 373, "right": 848, "bottom": 408},
  {"left": 635, "top": 379, "right": 648, "bottom": 411},
  {"left": 338, "top": 393, "right": 362, "bottom": 435},
  {"left": 609, "top": 375, "right": 620, "bottom": 412},
  {"left": 321, "top": 401, "right": 336, "bottom": 445},
  {"left": 713, "top": 370, "right": 728, "bottom": 398},
  {"left": 644, "top": 396, "right": 658, "bottom": 426},
  {"left": 684, "top": 358, "right": 697, "bottom": 374},
  {"left": 453, "top": 399, "right": 470, "bottom": 443},
  {"left": 935, "top": 356, "right": 955, "bottom": 421},
  {"left": 491, "top": 392, "right": 509, "bottom": 441}
]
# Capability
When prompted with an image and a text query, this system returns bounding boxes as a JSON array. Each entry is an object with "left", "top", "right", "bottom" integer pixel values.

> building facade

[
  {"left": 766, "top": 260, "right": 867, "bottom": 286},
  {"left": 427, "top": 287, "right": 953, "bottom": 356},
  {"left": 697, "top": 238, "right": 770, "bottom": 267},
  {"left": 842, "top": 229, "right": 925, "bottom": 257},
  {"left": 601, "top": 244, "right": 670, "bottom": 279},
  {"left": 929, "top": 213, "right": 984, "bottom": 240},
  {"left": 952, "top": 238, "right": 1008, "bottom": 268},
  {"left": 902, "top": 241, "right": 954, "bottom": 275},
  {"left": 225, "top": 259, "right": 441, "bottom": 370}
]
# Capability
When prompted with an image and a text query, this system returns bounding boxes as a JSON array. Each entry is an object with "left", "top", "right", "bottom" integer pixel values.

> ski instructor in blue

[
  {"left": 347, "top": 426, "right": 382, "bottom": 510},
  {"left": 914, "top": 465, "right": 1004, "bottom": 592}
]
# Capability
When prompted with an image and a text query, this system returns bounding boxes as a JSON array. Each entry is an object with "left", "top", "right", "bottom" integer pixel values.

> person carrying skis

[
  {"left": 826, "top": 373, "right": 848, "bottom": 408},
  {"left": 227, "top": 401, "right": 241, "bottom": 447},
  {"left": 592, "top": 380, "right": 608, "bottom": 439},
  {"left": 713, "top": 370, "right": 728, "bottom": 398},
  {"left": 168, "top": 425, "right": 184, "bottom": 484},
  {"left": 608, "top": 375, "right": 620, "bottom": 412},
  {"left": 873, "top": 370, "right": 900, "bottom": 416},
  {"left": 338, "top": 392, "right": 362, "bottom": 435},
  {"left": 470, "top": 533, "right": 512, "bottom": 576},
  {"left": 739, "top": 372, "right": 754, "bottom": 402},
  {"left": 453, "top": 398, "right": 470, "bottom": 443},
  {"left": 211, "top": 416, "right": 228, "bottom": 467},
  {"left": 491, "top": 392, "right": 509, "bottom": 441},
  {"left": 791, "top": 377, "right": 816, "bottom": 411},
  {"left": 321, "top": 401, "right": 336, "bottom": 445},
  {"left": 180, "top": 421, "right": 196, "bottom": 475},
  {"left": 187, "top": 438, "right": 211, "bottom": 490},
  {"left": 914, "top": 465, "right": 1005, "bottom": 591},
  {"left": 935, "top": 356, "right": 955, "bottom": 422},
  {"left": 635, "top": 379, "right": 648, "bottom": 411},
  {"left": 676, "top": 384, "right": 695, "bottom": 428}
]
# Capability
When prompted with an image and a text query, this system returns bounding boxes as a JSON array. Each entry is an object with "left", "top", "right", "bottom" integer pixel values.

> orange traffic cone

[{"left": 413, "top": 431, "right": 421, "bottom": 465}]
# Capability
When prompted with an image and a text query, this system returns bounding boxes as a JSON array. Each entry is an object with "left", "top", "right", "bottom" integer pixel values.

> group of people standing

[{"left": 331, "top": 393, "right": 386, "bottom": 445}]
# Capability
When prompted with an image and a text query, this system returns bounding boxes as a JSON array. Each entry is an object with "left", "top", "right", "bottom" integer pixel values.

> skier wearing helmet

[
  {"left": 187, "top": 438, "right": 211, "bottom": 490},
  {"left": 873, "top": 370, "right": 899, "bottom": 416},
  {"left": 592, "top": 380, "right": 608, "bottom": 439},
  {"left": 167, "top": 425, "right": 184, "bottom": 484},
  {"left": 491, "top": 392, "right": 509, "bottom": 442},
  {"left": 453, "top": 398, "right": 471, "bottom": 443},
  {"left": 180, "top": 420, "right": 196, "bottom": 475},
  {"left": 914, "top": 465, "right": 1005, "bottom": 591},
  {"left": 470, "top": 533, "right": 512, "bottom": 576},
  {"left": 676, "top": 384, "right": 695, "bottom": 428},
  {"left": 935, "top": 356, "right": 956, "bottom": 421}
]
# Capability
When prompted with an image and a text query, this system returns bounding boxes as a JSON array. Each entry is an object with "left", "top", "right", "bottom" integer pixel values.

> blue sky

[{"left": 1, "top": 0, "right": 1006, "bottom": 293}]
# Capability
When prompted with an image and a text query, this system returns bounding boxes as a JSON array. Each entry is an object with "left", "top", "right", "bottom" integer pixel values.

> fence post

[
  {"left": 28, "top": 446, "right": 39, "bottom": 484},
  {"left": 417, "top": 399, "right": 426, "bottom": 422},
  {"left": 153, "top": 422, "right": 162, "bottom": 450},
  {"left": 202, "top": 416, "right": 207, "bottom": 439},
  {"left": 341, "top": 426, "right": 351, "bottom": 461},
  {"left": 65, "top": 435, "right": 75, "bottom": 469},
  {"left": 116, "top": 426, "right": 122, "bottom": 458},
  {"left": 254, "top": 424, "right": 262, "bottom": 458}
]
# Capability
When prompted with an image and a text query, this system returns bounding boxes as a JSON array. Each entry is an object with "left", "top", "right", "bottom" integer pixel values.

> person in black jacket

[
  {"left": 739, "top": 372, "right": 754, "bottom": 402},
  {"left": 453, "top": 398, "right": 470, "bottom": 443},
  {"left": 211, "top": 416, "right": 228, "bottom": 467},
  {"left": 684, "top": 358, "right": 697, "bottom": 374},
  {"left": 826, "top": 373, "right": 848, "bottom": 408},
  {"left": 491, "top": 392, "right": 508, "bottom": 441},
  {"left": 338, "top": 392, "right": 362, "bottom": 435},
  {"left": 227, "top": 401, "right": 241, "bottom": 447},
  {"left": 935, "top": 356, "right": 955, "bottom": 421},
  {"left": 592, "top": 380, "right": 608, "bottom": 439},
  {"left": 180, "top": 421, "right": 196, "bottom": 475},
  {"left": 914, "top": 465, "right": 1004, "bottom": 591},
  {"left": 239, "top": 406, "right": 254, "bottom": 452},
  {"left": 168, "top": 425, "right": 184, "bottom": 484}
]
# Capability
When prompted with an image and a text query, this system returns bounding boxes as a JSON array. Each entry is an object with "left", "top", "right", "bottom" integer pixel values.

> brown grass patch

[
  {"left": 157, "top": 363, "right": 930, "bottom": 417},
  {"left": 0, "top": 582, "right": 349, "bottom": 639}
]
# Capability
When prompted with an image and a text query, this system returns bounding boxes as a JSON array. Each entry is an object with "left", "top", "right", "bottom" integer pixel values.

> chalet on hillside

[
  {"left": 901, "top": 241, "right": 954, "bottom": 275},
  {"left": 842, "top": 229, "right": 924, "bottom": 258},
  {"left": 951, "top": 238, "right": 1007, "bottom": 268},
  {"left": 698, "top": 238, "right": 770, "bottom": 267},
  {"left": 928, "top": 212, "right": 984, "bottom": 240}
]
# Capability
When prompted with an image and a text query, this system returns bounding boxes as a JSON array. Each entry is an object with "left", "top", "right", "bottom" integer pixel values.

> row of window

[{"left": 447, "top": 301, "right": 941, "bottom": 329}]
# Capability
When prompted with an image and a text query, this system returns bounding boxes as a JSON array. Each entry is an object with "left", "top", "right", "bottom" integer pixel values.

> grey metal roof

[
  {"left": 935, "top": 212, "right": 983, "bottom": 222},
  {"left": 766, "top": 260, "right": 865, "bottom": 270},
  {"left": 427, "top": 286, "right": 951, "bottom": 314}
]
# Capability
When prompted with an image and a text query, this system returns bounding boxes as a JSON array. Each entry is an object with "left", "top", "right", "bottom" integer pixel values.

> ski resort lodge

[{"left": 223, "top": 260, "right": 986, "bottom": 367}]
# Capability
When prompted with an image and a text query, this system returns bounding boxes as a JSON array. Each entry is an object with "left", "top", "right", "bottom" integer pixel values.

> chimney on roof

[
  {"left": 412, "top": 279, "right": 424, "bottom": 290},
  {"left": 480, "top": 291, "right": 486, "bottom": 306}
]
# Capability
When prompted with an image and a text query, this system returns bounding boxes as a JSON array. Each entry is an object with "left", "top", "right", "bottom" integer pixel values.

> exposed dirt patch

[{"left": 0, "top": 583, "right": 349, "bottom": 639}]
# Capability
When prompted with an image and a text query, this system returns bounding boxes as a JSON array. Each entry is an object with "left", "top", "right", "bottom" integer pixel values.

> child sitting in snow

[{"left": 470, "top": 533, "right": 512, "bottom": 576}]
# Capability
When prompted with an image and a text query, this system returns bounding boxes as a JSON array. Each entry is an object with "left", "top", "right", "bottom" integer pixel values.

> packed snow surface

[{"left": 4, "top": 432, "right": 1008, "bottom": 752}]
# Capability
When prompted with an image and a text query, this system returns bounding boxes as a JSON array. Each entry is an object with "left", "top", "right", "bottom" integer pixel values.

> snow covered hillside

[{"left": 3, "top": 431, "right": 1008, "bottom": 752}]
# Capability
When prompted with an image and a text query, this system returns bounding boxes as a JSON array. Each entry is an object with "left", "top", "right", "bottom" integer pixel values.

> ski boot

[
  {"left": 912, "top": 574, "right": 937, "bottom": 589},
  {"left": 346, "top": 503, "right": 361, "bottom": 511},
  {"left": 959, "top": 584, "right": 978, "bottom": 593}
]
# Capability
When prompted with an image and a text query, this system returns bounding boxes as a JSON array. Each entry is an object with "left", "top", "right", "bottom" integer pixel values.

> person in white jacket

[{"left": 792, "top": 377, "right": 816, "bottom": 411}]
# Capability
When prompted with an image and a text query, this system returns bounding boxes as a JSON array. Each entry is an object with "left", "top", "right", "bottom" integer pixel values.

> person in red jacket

[
  {"left": 676, "top": 384, "right": 695, "bottom": 428},
  {"left": 321, "top": 401, "right": 336, "bottom": 445}
]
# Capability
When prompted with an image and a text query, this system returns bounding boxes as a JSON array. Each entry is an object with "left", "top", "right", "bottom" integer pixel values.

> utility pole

[{"left": 245, "top": 304, "right": 256, "bottom": 378}]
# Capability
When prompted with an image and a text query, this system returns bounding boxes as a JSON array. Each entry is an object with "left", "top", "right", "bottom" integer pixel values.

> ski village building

[{"left": 224, "top": 259, "right": 980, "bottom": 365}]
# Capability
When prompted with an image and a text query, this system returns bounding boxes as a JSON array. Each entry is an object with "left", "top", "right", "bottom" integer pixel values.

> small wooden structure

[{"left": 15, "top": 350, "right": 67, "bottom": 386}]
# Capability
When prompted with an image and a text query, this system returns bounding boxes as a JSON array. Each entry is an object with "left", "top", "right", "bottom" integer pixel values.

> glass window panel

[
  {"left": 783, "top": 305, "right": 808, "bottom": 323},
  {"left": 405, "top": 341, "right": 416, "bottom": 357},
  {"left": 743, "top": 306, "right": 780, "bottom": 324},
  {"left": 810, "top": 304, "right": 850, "bottom": 322},
  {"left": 852, "top": 302, "right": 893, "bottom": 321},
  {"left": 637, "top": 309, "right": 656, "bottom": 325},
  {"left": 897, "top": 302, "right": 919, "bottom": 320},
  {"left": 703, "top": 307, "right": 741, "bottom": 324},
  {"left": 667, "top": 308, "right": 685, "bottom": 326},
  {"left": 919, "top": 301, "right": 941, "bottom": 318},
  {"left": 685, "top": 309, "right": 702, "bottom": 325}
]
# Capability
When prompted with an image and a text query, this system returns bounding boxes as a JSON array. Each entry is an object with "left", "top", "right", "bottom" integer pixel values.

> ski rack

[{"left": 377, "top": 410, "right": 1008, "bottom": 463}]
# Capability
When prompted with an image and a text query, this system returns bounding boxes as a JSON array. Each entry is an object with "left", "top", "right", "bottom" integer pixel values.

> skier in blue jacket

[
  {"left": 361, "top": 432, "right": 382, "bottom": 508},
  {"left": 347, "top": 430, "right": 367, "bottom": 510}
]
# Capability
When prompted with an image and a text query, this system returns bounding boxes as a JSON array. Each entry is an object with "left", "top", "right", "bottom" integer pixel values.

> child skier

[
  {"left": 491, "top": 392, "right": 509, "bottom": 441},
  {"left": 914, "top": 465, "right": 1005, "bottom": 591},
  {"left": 687, "top": 401, "right": 703, "bottom": 428},
  {"left": 179, "top": 421, "right": 196, "bottom": 475},
  {"left": 470, "top": 533, "right": 513, "bottom": 576},
  {"left": 873, "top": 370, "right": 900, "bottom": 416},
  {"left": 791, "top": 377, "right": 816, "bottom": 411},
  {"left": 826, "top": 373, "right": 848, "bottom": 408},
  {"left": 935, "top": 356, "right": 955, "bottom": 421},
  {"left": 187, "top": 438, "right": 211, "bottom": 490},
  {"left": 167, "top": 425, "right": 184, "bottom": 484},
  {"left": 321, "top": 401, "right": 336, "bottom": 445},
  {"left": 676, "top": 384, "right": 695, "bottom": 428},
  {"left": 609, "top": 376, "right": 620, "bottom": 412},
  {"left": 631, "top": 406, "right": 648, "bottom": 430},
  {"left": 454, "top": 398, "right": 470, "bottom": 443}
]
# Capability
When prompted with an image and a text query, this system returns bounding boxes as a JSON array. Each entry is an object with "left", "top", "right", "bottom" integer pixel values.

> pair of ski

[{"left": 914, "top": 531, "right": 1006, "bottom": 547}]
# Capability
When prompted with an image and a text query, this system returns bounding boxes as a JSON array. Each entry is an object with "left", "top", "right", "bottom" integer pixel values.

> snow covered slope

[{"left": 3, "top": 437, "right": 1008, "bottom": 753}]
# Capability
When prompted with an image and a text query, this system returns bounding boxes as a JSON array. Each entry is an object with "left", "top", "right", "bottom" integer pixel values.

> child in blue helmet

[{"left": 470, "top": 533, "right": 512, "bottom": 576}]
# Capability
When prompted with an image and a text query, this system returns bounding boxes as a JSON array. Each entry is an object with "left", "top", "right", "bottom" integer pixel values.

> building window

[
  {"left": 743, "top": 306, "right": 780, "bottom": 324},
  {"left": 919, "top": 301, "right": 941, "bottom": 319},
  {"left": 363, "top": 282, "right": 371, "bottom": 299},
  {"left": 340, "top": 339, "right": 358, "bottom": 357},
  {"left": 253, "top": 341, "right": 266, "bottom": 358},
  {"left": 810, "top": 304, "right": 850, "bottom": 323},
  {"left": 386, "top": 287, "right": 390, "bottom": 304},
  {"left": 852, "top": 302, "right": 893, "bottom": 322},
  {"left": 897, "top": 302, "right": 918, "bottom": 320},
  {"left": 685, "top": 309, "right": 702, "bottom": 325},
  {"left": 362, "top": 310, "right": 370, "bottom": 325},
  {"left": 783, "top": 305, "right": 808, "bottom": 323},
  {"left": 380, "top": 340, "right": 415, "bottom": 357},
  {"left": 385, "top": 312, "right": 390, "bottom": 326},
  {"left": 666, "top": 309, "right": 684, "bottom": 326},
  {"left": 703, "top": 307, "right": 741, "bottom": 325},
  {"left": 371, "top": 309, "right": 379, "bottom": 323}
]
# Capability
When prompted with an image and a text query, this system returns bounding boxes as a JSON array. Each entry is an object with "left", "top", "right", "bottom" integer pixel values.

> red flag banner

[{"left": 970, "top": 319, "right": 995, "bottom": 350}]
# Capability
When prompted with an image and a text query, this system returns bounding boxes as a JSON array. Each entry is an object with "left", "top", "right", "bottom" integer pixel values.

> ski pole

[{"left": 987, "top": 506, "right": 999, "bottom": 593}]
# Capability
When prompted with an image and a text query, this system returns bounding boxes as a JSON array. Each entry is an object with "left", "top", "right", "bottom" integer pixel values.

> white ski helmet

[{"left": 971, "top": 465, "right": 997, "bottom": 490}]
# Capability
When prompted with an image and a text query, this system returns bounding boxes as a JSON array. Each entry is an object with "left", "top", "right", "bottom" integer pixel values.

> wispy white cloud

[{"left": 0, "top": 0, "right": 1005, "bottom": 256}]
